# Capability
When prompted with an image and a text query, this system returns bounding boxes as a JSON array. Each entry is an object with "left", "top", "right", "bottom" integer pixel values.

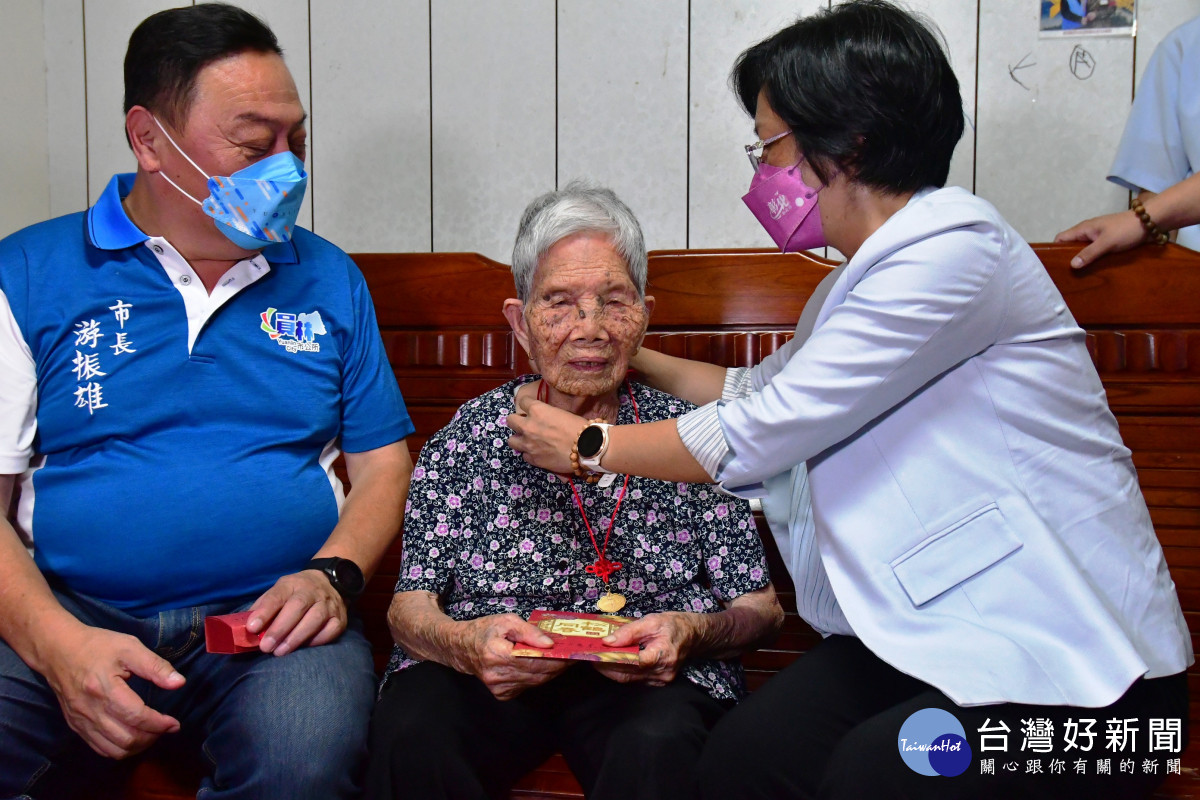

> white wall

[
  {"left": 1, "top": 0, "right": 49, "bottom": 234},
  {"left": 4, "top": 0, "right": 1200, "bottom": 260}
]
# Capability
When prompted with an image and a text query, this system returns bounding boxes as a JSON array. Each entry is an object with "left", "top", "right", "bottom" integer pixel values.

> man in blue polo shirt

[{"left": 0, "top": 4, "right": 414, "bottom": 797}]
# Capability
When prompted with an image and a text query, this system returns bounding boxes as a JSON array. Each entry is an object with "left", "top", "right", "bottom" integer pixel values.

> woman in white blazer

[{"left": 507, "top": 2, "right": 1192, "bottom": 797}]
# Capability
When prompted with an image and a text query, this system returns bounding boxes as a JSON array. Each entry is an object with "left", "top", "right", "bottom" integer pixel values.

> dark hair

[
  {"left": 124, "top": 3, "right": 281, "bottom": 130},
  {"left": 732, "top": 0, "right": 963, "bottom": 192}
]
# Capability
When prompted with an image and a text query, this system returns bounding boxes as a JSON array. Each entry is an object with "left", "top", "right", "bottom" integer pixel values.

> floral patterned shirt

[{"left": 381, "top": 376, "right": 770, "bottom": 701}]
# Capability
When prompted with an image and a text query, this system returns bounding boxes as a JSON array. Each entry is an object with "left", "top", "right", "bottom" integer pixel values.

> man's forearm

[
  {"left": 0, "top": 477, "right": 86, "bottom": 675},
  {"left": 315, "top": 442, "right": 413, "bottom": 580},
  {"left": 680, "top": 585, "right": 784, "bottom": 662},
  {"left": 1142, "top": 173, "right": 1200, "bottom": 234}
]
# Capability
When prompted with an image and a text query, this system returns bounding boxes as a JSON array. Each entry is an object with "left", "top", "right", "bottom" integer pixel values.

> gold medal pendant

[{"left": 596, "top": 592, "right": 626, "bottom": 613}]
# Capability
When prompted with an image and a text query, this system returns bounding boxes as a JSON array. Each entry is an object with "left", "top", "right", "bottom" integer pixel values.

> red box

[{"left": 204, "top": 611, "right": 262, "bottom": 654}]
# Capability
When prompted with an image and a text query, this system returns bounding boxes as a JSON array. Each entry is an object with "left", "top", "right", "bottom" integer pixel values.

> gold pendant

[{"left": 596, "top": 592, "right": 626, "bottom": 613}]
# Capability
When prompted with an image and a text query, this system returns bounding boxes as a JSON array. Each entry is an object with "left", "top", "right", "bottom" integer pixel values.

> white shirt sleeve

[
  {"left": 722, "top": 366, "right": 754, "bottom": 401},
  {"left": 0, "top": 288, "right": 37, "bottom": 474},
  {"left": 679, "top": 258, "right": 853, "bottom": 488},
  {"left": 714, "top": 222, "right": 1009, "bottom": 492},
  {"left": 676, "top": 400, "right": 727, "bottom": 480},
  {"left": 1108, "top": 17, "right": 1200, "bottom": 194},
  {"left": 678, "top": 354, "right": 812, "bottom": 483}
]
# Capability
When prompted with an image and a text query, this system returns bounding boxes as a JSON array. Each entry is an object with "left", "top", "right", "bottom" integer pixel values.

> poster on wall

[{"left": 1040, "top": 0, "right": 1137, "bottom": 37}]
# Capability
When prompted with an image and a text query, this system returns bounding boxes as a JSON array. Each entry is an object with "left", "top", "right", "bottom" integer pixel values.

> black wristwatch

[{"left": 306, "top": 557, "right": 365, "bottom": 599}]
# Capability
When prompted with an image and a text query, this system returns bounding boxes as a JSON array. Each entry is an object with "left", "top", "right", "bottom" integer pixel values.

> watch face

[
  {"left": 577, "top": 425, "right": 605, "bottom": 458},
  {"left": 331, "top": 559, "right": 365, "bottom": 594}
]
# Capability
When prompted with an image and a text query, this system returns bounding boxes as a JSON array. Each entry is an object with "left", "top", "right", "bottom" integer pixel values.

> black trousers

[
  {"left": 697, "top": 635, "right": 1189, "bottom": 800},
  {"left": 366, "top": 661, "right": 729, "bottom": 800}
]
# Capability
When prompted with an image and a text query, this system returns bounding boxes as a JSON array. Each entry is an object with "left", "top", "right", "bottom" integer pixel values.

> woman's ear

[{"left": 502, "top": 299, "right": 533, "bottom": 359}]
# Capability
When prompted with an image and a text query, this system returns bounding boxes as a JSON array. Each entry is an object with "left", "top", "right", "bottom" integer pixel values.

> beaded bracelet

[
  {"left": 568, "top": 442, "right": 599, "bottom": 483},
  {"left": 1131, "top": 198, "right": 1170, "bottom": 246}
]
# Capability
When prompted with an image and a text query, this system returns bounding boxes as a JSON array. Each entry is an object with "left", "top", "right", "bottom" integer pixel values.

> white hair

[{"left": 510, "top": 180, "right": 647, "bottom": 302}]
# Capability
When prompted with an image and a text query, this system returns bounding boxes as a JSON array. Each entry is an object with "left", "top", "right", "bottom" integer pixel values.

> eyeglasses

[{"left": 745, "top": 130, "right": 792, "bottom": 171}]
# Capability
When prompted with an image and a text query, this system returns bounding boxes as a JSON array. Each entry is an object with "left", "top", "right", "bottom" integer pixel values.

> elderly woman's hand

[
  {"left": 455, "top": 613, "right": 572, "bottom": 700},
  {"left": 506, "top": 395, "right": 586, "bottom": 475},
  {"left": 590, "top": 612, "right": 697, "bottom": 687},
  {"left": 1054, "top": 209, "right": 1147, "bottom": 269}
]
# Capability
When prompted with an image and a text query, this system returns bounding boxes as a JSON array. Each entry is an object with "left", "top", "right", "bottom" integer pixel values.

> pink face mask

[{"left": 742, "top": 162, "right": 825, "bottom": 252}]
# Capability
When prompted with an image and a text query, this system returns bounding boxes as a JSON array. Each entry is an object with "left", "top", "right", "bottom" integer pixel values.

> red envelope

[{"left": 204, "top": 611, "right": 262, "bottom": 654}]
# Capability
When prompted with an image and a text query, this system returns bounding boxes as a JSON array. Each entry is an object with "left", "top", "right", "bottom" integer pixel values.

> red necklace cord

[
  {"left": 536, "top": 378, "right": 640, "bottom": 585},
  {"left": 570, "top": 475, "right": 629, "bottom": 583}
]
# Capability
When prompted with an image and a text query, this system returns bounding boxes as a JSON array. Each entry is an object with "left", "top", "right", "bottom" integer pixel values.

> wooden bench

[{"left": 7, "top": 244, "right": 1196, "bottom": 798}]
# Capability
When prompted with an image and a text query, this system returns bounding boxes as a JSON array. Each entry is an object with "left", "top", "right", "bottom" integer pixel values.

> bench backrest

[
  {"left": 6, "top": 244, "right": 1197, "bottom": 718},
  {"left": 354, "top": 244, "right": 1200, "bottom": 716}
]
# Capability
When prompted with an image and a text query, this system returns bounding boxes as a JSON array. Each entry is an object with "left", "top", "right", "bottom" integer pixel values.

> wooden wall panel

[
  {"left": 430, "top": 0, "right": 556, "bottom": 262},
  {"left": 8, "top": 3, "right": 1200, "bottom": 252},
  {"left": 83, "top": 0, "right": 178, "bottom": 205},
  {"left": 686, "top": 0, "right": 825, "bottom": 250},
  {"left": 0, "top": 0, "right": 50, "bottom": 239},
  {"left": 976, "top": 0, "right": 1133, "bottom": 241},
  {"left": 42, "top": 0, "right": 88, "bottom": 220},
  {"left": 557, "top": 0, "right": 689, "bottom": 251},
  {"left": 900, "top": 0, "right": 979, "bottom": 192},
  {"left": 310, "top": 0, "right": 431, "bottom": 252}
]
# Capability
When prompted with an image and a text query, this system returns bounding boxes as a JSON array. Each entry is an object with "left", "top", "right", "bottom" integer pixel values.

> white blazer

[{"left": 715, "top": 187, "right": 1193, "bottom": 707}]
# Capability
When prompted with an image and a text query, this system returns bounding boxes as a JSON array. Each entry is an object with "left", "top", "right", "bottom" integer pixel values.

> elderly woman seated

[{"left": 365, "top": 182, "right": 783, "bottom": 800}]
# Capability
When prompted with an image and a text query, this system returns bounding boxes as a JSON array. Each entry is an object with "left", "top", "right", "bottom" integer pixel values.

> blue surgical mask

[{"left": 153, "top": 116, "right": 308, "bottom": 250}]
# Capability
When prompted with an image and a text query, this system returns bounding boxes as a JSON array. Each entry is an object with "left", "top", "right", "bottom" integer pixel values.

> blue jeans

[{"left": 0, "top": 585, "right": 376, "bottom": 800}]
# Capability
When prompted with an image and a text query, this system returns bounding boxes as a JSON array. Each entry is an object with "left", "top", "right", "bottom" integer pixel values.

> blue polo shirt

[{"left": 0, "top": 174, "right": 415, "bottom": 615}]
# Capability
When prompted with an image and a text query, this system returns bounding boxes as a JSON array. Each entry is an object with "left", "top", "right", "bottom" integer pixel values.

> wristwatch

[
  {"left": 576, "top": 422, "right": 614, "bottom": 473},
  {"left": 306, "top": 557, "right": 365, "bottom": 599}
]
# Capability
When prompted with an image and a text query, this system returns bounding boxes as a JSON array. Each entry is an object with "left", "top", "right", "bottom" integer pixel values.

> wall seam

[
  {"left": 1130, "top": 12, "right": 1138, "bottom": 102},
  {"left": 685, "top": 0, "right": 691, "bottom": 249},
  {"left": 428, "top": 0, "right": 434, "bottom": 252},
  {"left": 555, "top": 0, "right": 559, "bottom": 190},
  {"left": 82, "top": 0, "right": 89, "bottom": 206},
  {"left": 1125, "top": 6, "right": 1138, "bottom": 209},
  {"left": 307, "top": 0, "right": 314, "bottom": 232},
  {"left": 972, "top": 0, "right": 980, "bottom": 195}
]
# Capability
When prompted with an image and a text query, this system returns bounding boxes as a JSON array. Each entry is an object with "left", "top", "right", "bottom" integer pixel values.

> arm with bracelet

[{"left": 1055, "top": 170, "right": 1200, "bottom": 268}]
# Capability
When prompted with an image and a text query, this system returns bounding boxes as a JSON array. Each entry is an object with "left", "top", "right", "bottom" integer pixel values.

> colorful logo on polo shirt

[
  {"left": 260, "top": 307, "right": 326, "bottom": 353},
  {"left": 898, "top": 708, "right": 972, "bottom": 777}
]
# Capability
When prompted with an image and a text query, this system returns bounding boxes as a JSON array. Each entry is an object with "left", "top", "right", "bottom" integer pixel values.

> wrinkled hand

[
  {"left": 592, "top": 612, "right": 695, "bottom": 687},
  {"left": 247, "top": 569, "right": 347, "bottom": 657},
  {"left": 506, "top": 395, "right": 586, "bottom": 475},
  {"left": 1054, "top": 210, "right": 1146, "bottom": 269},
  {"left": 456, "top": 613, "right": 571, "bottom": 700},
  {"left": 42, "top": 625, "right": 185, "bottom": 759}
]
